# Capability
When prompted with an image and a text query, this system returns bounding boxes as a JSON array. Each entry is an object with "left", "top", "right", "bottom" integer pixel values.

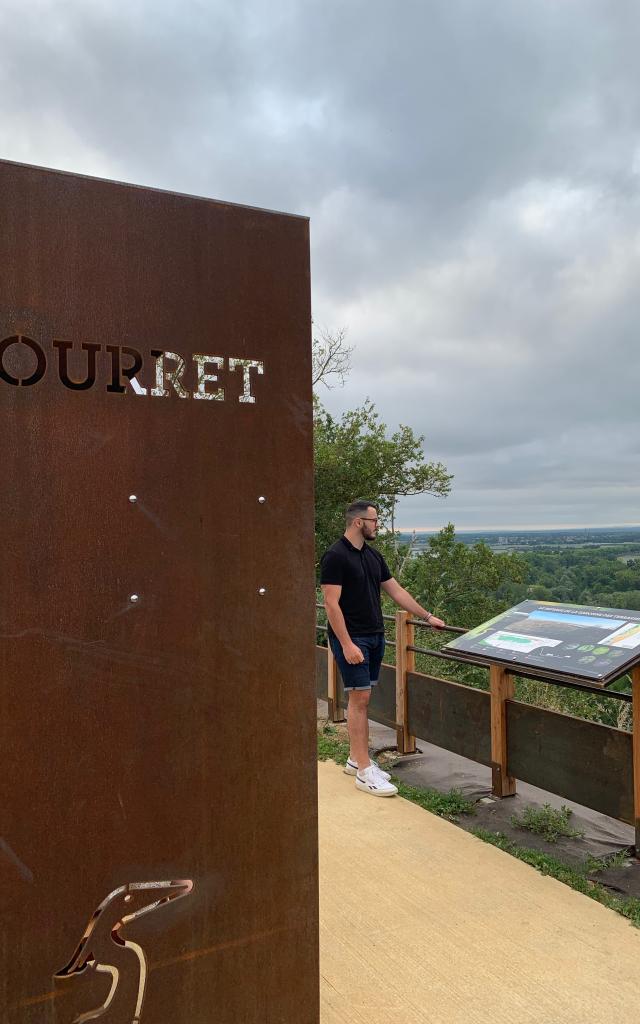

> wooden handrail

[
  {"left": 314, "top": 612, "right": 640, "bottom": 852},
  {"left": 315, "top": 610, "right": 633, "bottom": 701}
]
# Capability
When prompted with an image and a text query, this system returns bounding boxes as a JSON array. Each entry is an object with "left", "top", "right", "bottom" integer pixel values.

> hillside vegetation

[
  {"left": 382, "top": 528, "right": 637, "bottom": 730},
  {"left": 312, "top": 334, "right": 636, "bottom": 731}
]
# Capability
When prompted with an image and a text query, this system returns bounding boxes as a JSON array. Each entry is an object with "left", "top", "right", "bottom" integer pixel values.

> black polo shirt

[{"left": 320, "top": 536, "right": 392, "bottom": 637}]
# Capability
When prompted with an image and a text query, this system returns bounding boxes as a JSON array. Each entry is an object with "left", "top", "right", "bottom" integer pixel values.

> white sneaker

[
  {"left": 355, "top": 765, "right": 398, "bottom": 797},
  {"left": 344, "top": 757, "right": 391, "bottom": 781}
]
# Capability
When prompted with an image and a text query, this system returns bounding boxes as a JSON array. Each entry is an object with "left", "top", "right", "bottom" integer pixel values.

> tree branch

[{"left": 312, "top": 326, "right": 354, "bottom": 389}]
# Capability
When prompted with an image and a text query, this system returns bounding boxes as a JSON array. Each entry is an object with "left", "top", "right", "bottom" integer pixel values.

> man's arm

[
  {"left": 321, "top": 584, "right": 365, "bottom": 664},
  {"left": 380, "top": 578, "right": 445, "bottom": 629}
]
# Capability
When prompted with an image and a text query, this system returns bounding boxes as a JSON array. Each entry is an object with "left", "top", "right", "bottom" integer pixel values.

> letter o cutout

[{"left": 0, "top": 335, "right": 47, "bottom": 387}]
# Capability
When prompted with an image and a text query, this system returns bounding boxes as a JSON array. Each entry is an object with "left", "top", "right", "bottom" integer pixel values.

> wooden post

[
  {"left": 327, "top": 643, "right": 345, "bottom": 723},
  {"left": 396, "top": 611, "right": 417, "bottom": 755},
  {"left": 490, "top": 663, "right": 516, "bottom": 797},
  {"left": 632, "top": 667, "right": 640, "bottom": 857}
]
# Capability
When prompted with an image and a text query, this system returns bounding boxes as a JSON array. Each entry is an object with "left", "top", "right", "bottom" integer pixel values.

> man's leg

[
  {"left": 347, "top": 688, "right": 371, "bottom": 770},
  {"left": 346, "top": 634, "right": 380, "bottom": 770}
]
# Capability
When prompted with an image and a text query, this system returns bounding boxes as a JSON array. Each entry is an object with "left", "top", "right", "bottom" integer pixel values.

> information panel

[{"left": 444, "top": 600, "right": 640, "bottom": 685}]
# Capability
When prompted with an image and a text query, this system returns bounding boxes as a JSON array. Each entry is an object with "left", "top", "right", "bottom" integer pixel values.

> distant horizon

[{"left": 395, "top": 523, "right": 640, "bottom": 535}]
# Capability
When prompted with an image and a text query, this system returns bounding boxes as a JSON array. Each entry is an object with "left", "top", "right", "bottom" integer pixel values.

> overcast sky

[{"left": 2, "top": 0, "right": 639, "bottom": 530}]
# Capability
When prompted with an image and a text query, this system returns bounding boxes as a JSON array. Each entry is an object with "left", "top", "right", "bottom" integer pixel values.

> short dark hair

[{"left": 346, "top": 500, "right": 377, "bottom": 525}]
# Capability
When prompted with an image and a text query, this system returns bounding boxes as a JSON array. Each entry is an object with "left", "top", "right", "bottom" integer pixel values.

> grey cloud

[{"left": 1, "top": 0, "right": 640, "bottom": 527}]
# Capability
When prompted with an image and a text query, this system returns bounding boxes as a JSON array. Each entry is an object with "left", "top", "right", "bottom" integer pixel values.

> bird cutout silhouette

[{"left": 55, "top": 879, "right": 194, "bottom": 1024}]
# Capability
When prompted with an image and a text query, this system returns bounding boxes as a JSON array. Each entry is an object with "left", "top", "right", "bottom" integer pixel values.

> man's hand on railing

[
  {"left": 342, "top": 641, "right": 365, "bottom": 664},
  {"left": 425, "top": 613, "right": 445, "bottom": 630}
]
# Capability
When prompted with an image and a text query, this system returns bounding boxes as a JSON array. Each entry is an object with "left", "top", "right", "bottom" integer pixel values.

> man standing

[{"left": 321, "top": 500, "right": 445, "bottom": 797}]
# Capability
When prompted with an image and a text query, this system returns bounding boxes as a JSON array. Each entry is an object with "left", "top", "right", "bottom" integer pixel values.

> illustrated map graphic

[{"left": 443, "top": 600, "right": 640, "bottom": 685}]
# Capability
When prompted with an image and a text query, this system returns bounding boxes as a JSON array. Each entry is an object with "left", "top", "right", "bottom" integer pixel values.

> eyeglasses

[{"left": 360, "top": 517, "right": 379, "bottom": 524}]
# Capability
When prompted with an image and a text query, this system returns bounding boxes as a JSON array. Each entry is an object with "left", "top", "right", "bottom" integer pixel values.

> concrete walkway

[{"left": 318, "top": 760, "right": 640, "bottom": 1024}]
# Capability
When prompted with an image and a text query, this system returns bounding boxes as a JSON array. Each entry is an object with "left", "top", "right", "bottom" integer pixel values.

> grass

[
  {"left": 471, "top": 828, "right": 640, "bottom": 927},
  {"left": 317, "top": 723, "right": 351, "bottom": 764},
  {"left": 584, "top": 849, "right": 631, "bottom": 875},
  {"left": 511, "top": 803, "right": 585, "bottom": 844},
  {"left": 393, "top": 779, "right": 475, "bottom": 821},
  {"left": 317, "top": 723, "right": 474, "bottom": 821}
]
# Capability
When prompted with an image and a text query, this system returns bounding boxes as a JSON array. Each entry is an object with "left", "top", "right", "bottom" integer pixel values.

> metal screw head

[
  {"left": 130, "top": 594, "right": 140, "bottom": 603},
  {"left": 129, "top": 494, "right": 138, "bottom": 503},
  {"left": 258, "top": 587, "right": 267, "bottom": 596},
  {"left": 258, "top": 496, "right": 266, "bottom": 504}
]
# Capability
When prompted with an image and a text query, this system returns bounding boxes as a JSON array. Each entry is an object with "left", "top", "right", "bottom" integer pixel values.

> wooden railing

[{"left": 316, "top": 606, "right": 640, "bottom": 851}]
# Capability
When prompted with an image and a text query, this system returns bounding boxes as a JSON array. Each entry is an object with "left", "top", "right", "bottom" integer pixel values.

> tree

[
  {"left": 400, "top": 523, "right": 528, "bottom": 628},
  {"left": 376, "top": 425, "right": 451, "bottom": 549},
  {"left": 312, "top": 325, "right": 353, "bottom": 390},
  {"left": 314, "top": 398, "right": 451, "bottom": 565}
]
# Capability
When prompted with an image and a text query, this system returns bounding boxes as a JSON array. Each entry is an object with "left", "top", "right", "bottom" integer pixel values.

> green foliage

[
  {"left": 471, "top": 829, "right": 640, "bottom": 928},
  {"left": 314, "top": 398, "right": 451, "bottom": 565},
  {"left": 400, "top": 523, "right": 528, "bottom": 629},
  {"left": 522, "top": 548, "right": 640, "bottom": 609},
  {"left": 365, "top": 523, "right": 531, "bottom": 694},
  {"left": 511, "top": 804, "right": 585, "bottom": 844},
  {"left": 584, "top": 849, "right": 631, "bottom": 875},
  {"left": 511, "top": 676, "right": 632, "bottom": 730}
]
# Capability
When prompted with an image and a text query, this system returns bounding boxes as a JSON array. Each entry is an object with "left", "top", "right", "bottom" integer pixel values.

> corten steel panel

[
  {"left": 337, "top": 663, "right": 398, "bottom": 729},
  {"left": 507, "top": 701, "right": 633, "bottom": 824},
  {"left": 406, "top": 672, "right": 492, "bottom": 766},
  {"left": 0, "top": 161, "right": 318, "bottom": 1024}
]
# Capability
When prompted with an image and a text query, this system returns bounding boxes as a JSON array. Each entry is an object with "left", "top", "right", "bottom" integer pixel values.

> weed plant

[{"left": 511, "top": 803, "right": 585, "bottom": 844}]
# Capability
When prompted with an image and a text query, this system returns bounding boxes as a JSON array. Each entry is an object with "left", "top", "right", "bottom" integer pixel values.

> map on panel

[{"left": 443, "top": 600, "right": 640, "bottom": 685}]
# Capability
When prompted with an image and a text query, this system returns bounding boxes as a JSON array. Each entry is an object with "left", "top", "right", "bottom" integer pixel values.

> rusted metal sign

[{"left": 0, "top": 160, "right": 318, "bottom": 1024}]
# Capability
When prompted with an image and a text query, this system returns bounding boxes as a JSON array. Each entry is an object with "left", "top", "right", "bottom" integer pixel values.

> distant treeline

[
  {"left": 398, "top": 527, "right": 640, "bottom": 551},
  {"left": 497, "top": 546, "right": 640, "bottom": 612},
  {"left": 396, "top": 529, "right": 640, "bottom": 611}
]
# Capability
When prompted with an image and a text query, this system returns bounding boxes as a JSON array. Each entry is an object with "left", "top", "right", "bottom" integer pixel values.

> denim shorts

[{"left": 329, "top": 633, "right": 386, "bottom": 690}]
